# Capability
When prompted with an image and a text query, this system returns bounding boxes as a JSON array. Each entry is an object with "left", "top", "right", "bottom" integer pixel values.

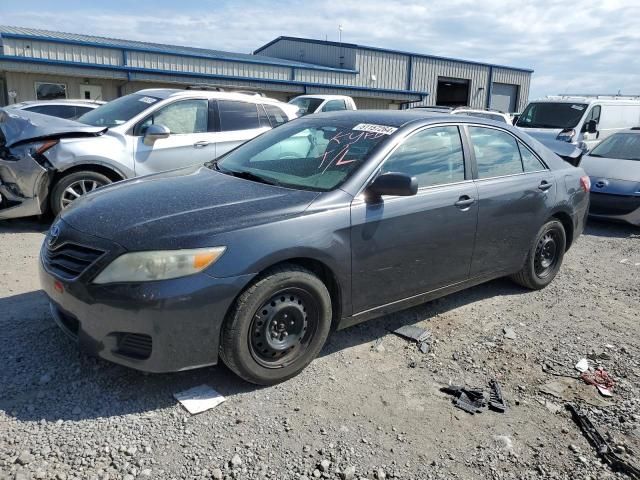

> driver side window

[
  {"left": 586, "top": 105, "right": 601, "bottom": 124},
  {"left": 137, "top": 99, "right": 209, "bottom": 135}
]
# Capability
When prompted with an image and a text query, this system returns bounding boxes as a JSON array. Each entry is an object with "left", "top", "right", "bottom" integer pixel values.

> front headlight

[{"left": 93, "top": 247, "right": 226, "bottom": 284}]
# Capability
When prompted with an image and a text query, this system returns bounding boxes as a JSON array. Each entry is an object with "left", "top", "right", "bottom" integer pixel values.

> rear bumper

[{"left": 40, "top": 258, "right": 254, "bottom": 373}]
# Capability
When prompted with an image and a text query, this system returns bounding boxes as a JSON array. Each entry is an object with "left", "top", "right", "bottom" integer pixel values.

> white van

[{"left": 515, "top": 95, "right": 640, "bottom": 151}]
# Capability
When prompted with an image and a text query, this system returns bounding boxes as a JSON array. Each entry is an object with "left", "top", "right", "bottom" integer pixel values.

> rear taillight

[
  {"left": 580, "top": 175, "right": 591, "bottom": 192},
  {"left": 35, "top": 139, "right": 59, "bottom": 155}
]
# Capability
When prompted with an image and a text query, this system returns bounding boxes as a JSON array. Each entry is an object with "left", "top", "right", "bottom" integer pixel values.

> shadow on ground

[
  {"left": 0, "top": 217, "right": 50, "bottom": 234},
  {"left": 584, "top": 218, "right": 640, "bottom": 239},
  {"left": 0, "top": 276, "right": 523, "bottom": 423}
]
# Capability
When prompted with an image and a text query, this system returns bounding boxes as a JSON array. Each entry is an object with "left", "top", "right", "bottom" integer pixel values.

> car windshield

[
  {"left": 77, "top": 94, "right": 161, "bottom": 127},
  {"left": 289, "top": 97, "right": 324, "bottom": 115},
  {"left": 214, "top": 119, "right": 394, "bottom": 191},
  {"left": 589, "top": 133, "right": 640, "bottom": 161},
  {"left": 516, "top": 102, "right": 587, "bottom": 129}
]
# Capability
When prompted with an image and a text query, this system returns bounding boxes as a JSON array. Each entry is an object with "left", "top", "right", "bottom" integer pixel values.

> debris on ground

[
  {"left": 391, "top": 324, "right": 431, "bottom": 353},
  {"left": 539, "top": 378, "right": 614, "bottom": 408},
  {"left": 567, "top": 404, "right": 640, "bottom": 479},
  {"left": 503, "top": 326, "right": 517, "bottom": 340},
  {"left": 441, "top": 380, "right": 507, "bottom": 415},
  {"left": 581, "top": 367, "right": 615, "bottom": 397},
  {"left": 488, "top": 379, "right": 507, "bottom": 413},
  {"left": 575, "top": 358, "right": 590, "bottom": 373},
  {"left": 174, "top": 384, "right": 226, "bottom": 415}
]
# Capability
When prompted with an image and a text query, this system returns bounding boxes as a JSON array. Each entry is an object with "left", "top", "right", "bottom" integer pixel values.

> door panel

[
  {"left": 471, "top": 172, "right": 556, "bottom": 276},
  {"left": 350, "top": 182, "right": 478, "bottom": 313}
]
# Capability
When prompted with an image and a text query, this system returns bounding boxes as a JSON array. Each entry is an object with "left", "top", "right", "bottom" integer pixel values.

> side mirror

[
  {"left": 143, "top": 124, "right": 170, "bottom": 145},
  {"left": 585, "top": 120, "right": 598, "bottom": 134},
  {"left": 365, "top": 172, "right": 418, "bottom": 200}
]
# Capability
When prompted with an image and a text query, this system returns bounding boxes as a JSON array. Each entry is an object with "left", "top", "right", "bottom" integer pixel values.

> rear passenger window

[
  {"left": 263, "top": 104, "right": 287, "bottom": 127},
  {"left": 381, "top": 126, "right": 465, "bottom": 187},
  {"left": 468, "top": 127, "right": 523, "bottom": 178},
  {"left": 25, "top": 104, "right": 77, "bottom": 119},
  {"left": 218, "top": 100, "right": 259, "bottom": 131},
  {"left": 518, "top": 143, "right": 546, "bottom": 172}
]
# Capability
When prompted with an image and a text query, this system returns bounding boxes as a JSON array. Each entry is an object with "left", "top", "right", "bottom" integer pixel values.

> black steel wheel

[
  {"left": 511, "top": 219, "right": 566, "bottom": 290},
  {"left": 220, "top": 264, "right": 332, "bottom": 385},
  {"left": 249, "top": 288, "right": 319, "bottom": 368}
]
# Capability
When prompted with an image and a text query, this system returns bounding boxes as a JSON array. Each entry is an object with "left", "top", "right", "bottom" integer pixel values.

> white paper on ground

[
  {"left": 174, "top": 384, "right": 226, "bottom": 414},
  {"left": 575, "top": 358, "right": 589, "bottom": 373},
  {"left": 596, "top": 385, "right": 613, "bottom": 397}
]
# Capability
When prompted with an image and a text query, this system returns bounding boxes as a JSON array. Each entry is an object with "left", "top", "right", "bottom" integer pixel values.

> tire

[
  {"left": 220, "top": 264, "right": 332, "bottom": 385},
  {"left": 50, "top": 171, "right": 112, "bottom": 216},
  {"left": 511, "top": 219, "right": 566, "bottom": 290}
]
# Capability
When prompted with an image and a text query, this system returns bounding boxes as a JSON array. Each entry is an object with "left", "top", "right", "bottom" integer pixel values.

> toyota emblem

[{"left": 48, "top": 224, "right": 60, "bottom": 247}]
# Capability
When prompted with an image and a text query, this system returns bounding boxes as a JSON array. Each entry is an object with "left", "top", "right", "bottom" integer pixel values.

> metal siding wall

[
  {"left": 125, "top": 51, "right": 291, "bottom": 80},
  {"left": 492, "top": 67, "right": 531, "bottom": 112},
  {"left": 354, "top": 48, "right": 407, "bottom": 90},
  {"left": 2, "top": 38, "right": 122, "bottom": 66},
  {"left": 258, "top": 39, "right": 356, "bottom": 69},
  {"left": 411, "top": 57, "right": 490, "bottom": 108}
]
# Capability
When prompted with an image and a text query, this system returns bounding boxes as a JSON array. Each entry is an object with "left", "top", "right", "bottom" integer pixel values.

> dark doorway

[
  {"left": 0, "top": 77, "right": 7, "bottom": 107},
  {"left": 436, "top": 77, "right": 469, "bottom": 107}
]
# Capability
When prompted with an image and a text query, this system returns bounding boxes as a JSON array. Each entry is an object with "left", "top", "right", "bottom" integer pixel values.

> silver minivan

[{"left": 0, "top": 89, "right": 297, "bottom": 219}]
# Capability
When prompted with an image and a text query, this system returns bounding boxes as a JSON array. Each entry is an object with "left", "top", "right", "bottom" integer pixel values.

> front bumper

[
  {"left": 0, "top": 146, "right": 50, "bottom": 220},
  {"left": 589, "top": 192, "right": 640, "bottom": 226},
  {"left": 39, "top": 227, "right": 254, "bottom": 372}
]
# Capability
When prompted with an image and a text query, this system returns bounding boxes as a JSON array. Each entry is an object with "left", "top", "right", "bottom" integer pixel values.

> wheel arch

[
  {"left": 548, "top": 210, "right": 574, "bottom": 251},
  {"left": 52, "top": 162, "right": 128, "bottom": 184}
]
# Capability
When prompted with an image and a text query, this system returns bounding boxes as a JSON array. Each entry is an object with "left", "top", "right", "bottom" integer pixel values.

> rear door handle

[
  {"left": 193, "top": 141, "right": 210, "bottom": 149},
  {"left": 454, "top": 196, "right": 475, "bottom": 209},
  {"left": 538, "top": 181, "right": 553, "bottom": 191}
]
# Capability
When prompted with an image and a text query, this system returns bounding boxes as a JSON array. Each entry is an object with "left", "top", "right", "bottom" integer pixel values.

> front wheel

[
  {"left": 50, "top": 171, "right": 111, "bottom": 216},
  {"left": 220, "top": 264, "right": 332, "bottom": 385},
  {"left": 511, "top": 219, "right": 566, "bottom": 290}
]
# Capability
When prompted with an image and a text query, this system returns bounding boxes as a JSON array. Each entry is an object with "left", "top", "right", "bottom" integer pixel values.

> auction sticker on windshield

[
  {"left": 352, "top": 123, "right": 398, "bottom": 135},
  {"left": 139, "top": 96, "right": 158, "bottom": 104}
]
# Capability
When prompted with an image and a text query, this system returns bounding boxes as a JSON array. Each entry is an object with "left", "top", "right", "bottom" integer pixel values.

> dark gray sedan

[{"left": 39, "top": 111, "right": 590, "bottom": 385}]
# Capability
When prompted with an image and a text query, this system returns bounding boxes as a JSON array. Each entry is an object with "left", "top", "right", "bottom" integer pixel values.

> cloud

[{"left": 1, "top": 0, "right": 638, "bottom": 99}]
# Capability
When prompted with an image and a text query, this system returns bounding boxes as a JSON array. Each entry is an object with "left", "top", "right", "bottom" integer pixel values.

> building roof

[
  {"left": 254, "top": 36, "right": 534, "bottom": 73},
  {"left": 0, "top": 25, "right": 357, "bottom": 73}
]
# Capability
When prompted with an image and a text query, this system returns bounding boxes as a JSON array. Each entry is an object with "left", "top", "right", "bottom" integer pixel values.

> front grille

[
  {"left": 43, "top": 243, "right": 105, "bottom": 280},
  {"left": 590, "top": 193, "right": 640, "bottom": 216},
  {"left": 116, "top": 333, "right": 153, "bottom": 360}
]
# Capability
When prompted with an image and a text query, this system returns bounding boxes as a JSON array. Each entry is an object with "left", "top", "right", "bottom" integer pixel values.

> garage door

[{"left": 490, "top": 83, "right": 518, "bottom": 112}]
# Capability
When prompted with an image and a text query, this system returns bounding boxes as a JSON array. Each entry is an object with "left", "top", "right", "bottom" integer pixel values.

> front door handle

[
  {"left": 454, "top": 196, "right": 475, "bottom": 209},
  {"left": 538, "top": 181, "right": 553, "bottom": 191},
  {"left": 193, "top": 141, "right": 210, "bottom": 149}
]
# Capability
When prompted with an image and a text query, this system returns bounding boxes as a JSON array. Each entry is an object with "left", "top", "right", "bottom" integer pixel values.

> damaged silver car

[
  {"left": 0, "top": 89, "right": 297, "bottom": 220},
  {"left": 0, "top": 109, "right": 107, "bottom": 220}
]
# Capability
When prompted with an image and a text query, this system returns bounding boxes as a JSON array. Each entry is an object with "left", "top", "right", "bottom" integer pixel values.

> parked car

[
  {"left": 451, "top": 108, "right": 512, "bottom": 124},
  {"left": 0, "top": 89, "right": 298, "bottom": 219},
  {"left": 289, "top": 95, "right": 357, "bottom": 115},
  {"left": 39, "top": 111, "right": 590, "bottom": 385},
  {"left": 516, "top": 95, "right": 640, "bottom": 151},
  {"left": 580, "top": 128, "right": 640, "bottom": 225},
  {"left": 7, "top": 99, "right": 105, "bottom": 120},
  {"left": 410, "top": 106, "right": 454, "bottom": 113}
]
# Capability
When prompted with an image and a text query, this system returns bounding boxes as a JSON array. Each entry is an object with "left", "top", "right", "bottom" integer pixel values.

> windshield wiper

[{"left": 227, "top": 170, "right": 282, "bottom": 186}]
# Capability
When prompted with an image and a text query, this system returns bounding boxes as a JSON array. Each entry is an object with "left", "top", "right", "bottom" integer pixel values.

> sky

[{"left": 1, "top": 0, "right": 639, "bottom": 100}]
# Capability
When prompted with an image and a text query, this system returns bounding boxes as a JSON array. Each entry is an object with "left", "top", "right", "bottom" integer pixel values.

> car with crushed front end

[
  {"left": 580, "top": 128, "right": 640, "bottom": 226},
  {"left": 39, "top": 111, "right": 590, "bottom": 385}
]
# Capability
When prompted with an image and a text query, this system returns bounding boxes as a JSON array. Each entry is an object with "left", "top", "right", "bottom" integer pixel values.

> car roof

[
  {"left": 453, "top": 108, "right": 507, "bottom": 115},
  {"left": 136, "top": 88, "right": 286, "bottom": 103},
  {"left": 305, "top": 109, "right": 508, "bottom": 128},
  {"left": 12, "top": 99, "right": 105, "bottom": 107},
  {"left": 292, "top": 94, "right": 352, "bottom": 101}
]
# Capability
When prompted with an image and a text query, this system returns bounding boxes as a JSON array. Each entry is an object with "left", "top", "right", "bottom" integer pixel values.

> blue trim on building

[
  {"left": 0, "top": 32, "right": 359, "bottom": 74},
  {"left": 0, "top": 55, "right": 428, "bottom": 99},
  {"left": 255, "top": 36, "right": 534, "bottom": 74}
]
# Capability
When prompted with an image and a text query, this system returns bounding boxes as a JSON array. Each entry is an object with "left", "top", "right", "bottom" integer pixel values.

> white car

[
  {"left": 7, "top": 99, "right": 105, "bottom": 120},
  {"left": 0, "top": 89, "right": 298, "bottom": 218},
  {"left": 288, "top": 95, "right": 357, "bottom": 115},
  {"left": 451, "top": 108, "right": 512, "bottom": 124}
]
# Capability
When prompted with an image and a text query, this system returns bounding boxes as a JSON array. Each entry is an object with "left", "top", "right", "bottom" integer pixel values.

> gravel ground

[{"left": 0, "top": 217, "right": 639, "bottom": 480}]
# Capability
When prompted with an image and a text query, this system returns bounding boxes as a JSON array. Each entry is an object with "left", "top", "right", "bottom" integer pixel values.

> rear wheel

[
  {"left": 220, "top": 264, "right": 332, "bottom": 385},
  {"left": 50, "top": 171, "right": 111, "bottom": 216},
  {"left": 511, "top": 220, "right": 566, "bottom": 290}
]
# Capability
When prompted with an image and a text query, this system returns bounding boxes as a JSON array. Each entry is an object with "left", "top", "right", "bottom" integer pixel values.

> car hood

[
  {"left": 60, "top": 165, "right": 321, "bottom": 251},
  {"left": 0, "top": 108, "right": 107, "bottom": 148},
  {"left": 581, "top": 155, "right": 640, "bottom": 182},
  {"left": 517, "top": 127, "right": 565, "bottom": 142}
]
